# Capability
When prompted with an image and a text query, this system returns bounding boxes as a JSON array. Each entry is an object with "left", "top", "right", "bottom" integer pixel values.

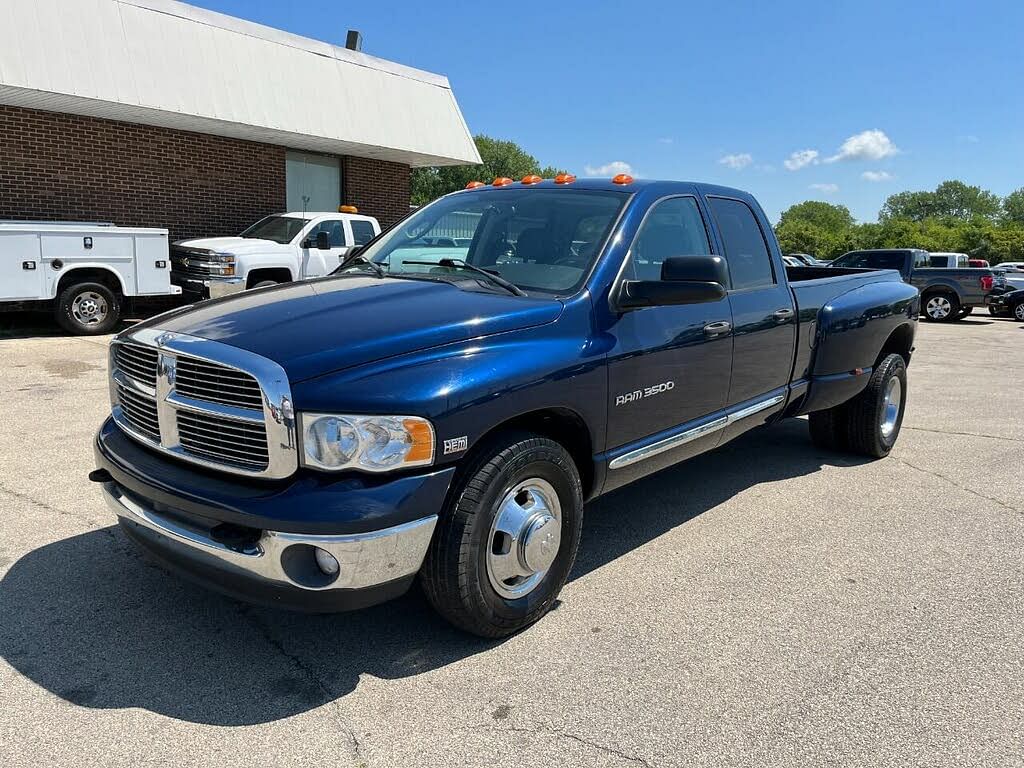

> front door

[
  {"left": 300, "top": 219, "right": 350, "bottom": 278},
  {"left": 604, "top": 195, "right": 734, "bottom": 488},
  {"left": 704, "top": 196, "right": 796, "bottom": 408}
]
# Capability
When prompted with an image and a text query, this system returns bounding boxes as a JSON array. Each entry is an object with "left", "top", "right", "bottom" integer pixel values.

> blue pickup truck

[{"left": 92, "top": 177, "right": 919, "bottom": 637}]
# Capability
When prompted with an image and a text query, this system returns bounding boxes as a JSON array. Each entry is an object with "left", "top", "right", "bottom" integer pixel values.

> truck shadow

[{"left": 0, "top": 419, "right": 867, "bottom": 725}]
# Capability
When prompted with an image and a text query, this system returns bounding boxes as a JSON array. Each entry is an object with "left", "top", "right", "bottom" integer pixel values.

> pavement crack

[
  {"left": 894, "top": 458, "right": 1021, "bottom": 514},
  {"left": 0, "top": 481, "right": 115, "bottom": 535},
  {"left": 473, "top": 722, "right": 653, "bottom": 767},
  {"left": 904, "top": 426, "right": 1024, "bottom": 443},
  {"left": 237, "top": 606, "right": 365, "bottom": 765}
]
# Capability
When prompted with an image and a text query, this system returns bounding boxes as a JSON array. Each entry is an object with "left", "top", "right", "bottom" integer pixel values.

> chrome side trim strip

[
  {"left": 102, "top": 481, "right": 437, "bottom": 592},
  {"left": 608, "top": 393, "right": 786, "bottom": 470}
]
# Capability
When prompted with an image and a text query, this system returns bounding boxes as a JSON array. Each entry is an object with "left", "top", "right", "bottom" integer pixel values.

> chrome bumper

[
  {"left": 101, "top": 481, "right": 437, "bottom": 594},
  {"left": 171, "top": 274, "right": 245, "bottom": 299}
]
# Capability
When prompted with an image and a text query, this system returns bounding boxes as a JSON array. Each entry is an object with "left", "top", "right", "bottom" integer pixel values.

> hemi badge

[{"left": 443, "top": 436, "right": 468, "bottom": 455}]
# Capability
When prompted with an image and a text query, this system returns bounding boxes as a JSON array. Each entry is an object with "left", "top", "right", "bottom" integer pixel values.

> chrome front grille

[
  {"left": 175, "top": 357, "right": 264, "bottom": 410},
  {"left": 170, "top": 247, "right": 215, "bottom": 277},
  {"left": 109, "top": 329, "right": 297, "bottom": 479}
]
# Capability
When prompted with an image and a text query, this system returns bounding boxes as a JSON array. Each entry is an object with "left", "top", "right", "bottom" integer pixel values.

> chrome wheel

[
  {"left": 880, "top": 376, "right": 902, "bottom": 439},
  {"left": 71, "top": 291, "right": 108, "bottom": 326},
  {"left": 925, "top": 295, "right": 952, "bottom": 320},
  {"left": 1015, "top": 303, "right": 1024, "bottom": 321},
  {"left": 486, "top": 478, "right": 562, "bottom": 600}
]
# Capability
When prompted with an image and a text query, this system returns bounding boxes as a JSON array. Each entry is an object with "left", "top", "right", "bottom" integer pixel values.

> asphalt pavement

[{"left": 1, "top": 313, "right": 1021, "bottom": 767}]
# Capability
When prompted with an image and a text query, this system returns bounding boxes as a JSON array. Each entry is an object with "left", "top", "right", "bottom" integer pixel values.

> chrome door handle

[
  {"left": 703, "top": 321, "right": 732, "bottom": 336},
  {"left": 772, "top": 308, "right": 794, "bottom": 322}
]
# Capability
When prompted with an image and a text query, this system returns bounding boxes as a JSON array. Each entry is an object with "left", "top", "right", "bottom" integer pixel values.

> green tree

[
  {"left": 410, "top": 135, "right": 565, "bottom": 206},
  {"left": 778, "top": 200, "right": 855, "bottom": 233},
  {"left": 1003, "top": 188, "right": 1024, "bottom": 223},
  {"left": 880, "top": 180, "right": 1000, "bottom": 222}
]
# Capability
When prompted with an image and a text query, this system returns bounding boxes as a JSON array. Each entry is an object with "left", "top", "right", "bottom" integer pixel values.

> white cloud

[
  {"left": 719, "top": 153, "right": 753, "bottom": 170},
  {"left": 784, "top": 149, "right": 819, "bottom": 171},
  {"left": 584, "top": 161, "right": 634, "bottom": 177},
  {"left": 809, "top": 183, "right": 839, "bottom": 194},
  {"left": 825, "top": 129, "right": 899, "bottom": 163},
  {"left": 861, "top": 170, "right": 894, "bottom": 182}
]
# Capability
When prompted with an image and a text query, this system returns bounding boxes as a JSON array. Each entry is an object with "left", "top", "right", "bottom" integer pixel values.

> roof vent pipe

[{"left": 345, "top": 30, "right": 362, "bottom": 51}]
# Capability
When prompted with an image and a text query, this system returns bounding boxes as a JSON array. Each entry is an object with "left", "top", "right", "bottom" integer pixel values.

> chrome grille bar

[{"left": 109, "top": 328, "right": 297, "bottom": 479}]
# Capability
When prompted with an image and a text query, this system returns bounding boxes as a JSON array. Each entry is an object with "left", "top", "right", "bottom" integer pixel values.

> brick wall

[
  {"left": 342, "top": 155, "right": 411, "bottom": 228},
  {"left": 0, "top": 105, "right": 286, "bottom": 242}
]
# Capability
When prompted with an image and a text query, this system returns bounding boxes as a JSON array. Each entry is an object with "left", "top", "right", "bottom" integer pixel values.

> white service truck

[
  {"left": 0, "top": 221, "right": 180, "bottom": 335},
  {"left": 170, "top": 210, "right": 381, "bottom": 299}
]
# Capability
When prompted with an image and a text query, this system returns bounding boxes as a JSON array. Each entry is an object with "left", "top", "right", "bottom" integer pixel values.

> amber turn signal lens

[
  {"left": 611, "top": 174, "right": 634, "bottom": 185},
  {"left": 403, "top": 418, "right": 435, "bottom": 463},
  {"left": 521, "top": 174, "right": 542, "bottom": 185},
  {"left": 554, "top": 173, "right": 576, "bottom": 184},
  {"left": 465, "top": 181, "right": 485, "bottom": 189},
  {"left": 338, "top": 204, "right": 359, "bottom": 213},
  {"left": 492, "top": 177, "right": 514, "bottom": 186}
]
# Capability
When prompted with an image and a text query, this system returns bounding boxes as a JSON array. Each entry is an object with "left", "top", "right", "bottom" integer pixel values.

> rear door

[
  {"left": 0, "top": 230, "right": 44, "bottom": 300},
  {"left": 605, "top": 195, "right": 733, "bottom": 475},
  {"left": 705, "top": 196, "right": 797, "bottom": 407}
]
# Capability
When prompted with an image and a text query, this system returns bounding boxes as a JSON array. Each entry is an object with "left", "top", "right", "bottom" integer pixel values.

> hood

[
  {"left": 174, "top": 237, "right": 289, "bottom": 254},
  {"left": 143, "top": 276, "right": 565, "bottom": 382}
]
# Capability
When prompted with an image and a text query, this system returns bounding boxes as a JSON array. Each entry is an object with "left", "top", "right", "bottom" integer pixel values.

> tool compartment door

[
  {"left": 133, "top": 233, "right": 172, "bottom": 294},
  {"left": 0, "top": 232, "right": 45, "bottom": 300}
]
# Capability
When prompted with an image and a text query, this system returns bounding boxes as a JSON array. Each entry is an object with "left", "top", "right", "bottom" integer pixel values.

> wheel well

[
  {"left": 876, "top": 323, "right": 914, "bottom": 367},
  {"left": 56, "top": 267, "right": 123, "bottom": 297},
  {"left": 921, "top": 287, "right": 957, "bottom": 301},
  {"left": 246, "top": 268, "right": 293, "bottom": 288},
  {"left": 470, "top": 408, "right": 595, "bottom": 499}
]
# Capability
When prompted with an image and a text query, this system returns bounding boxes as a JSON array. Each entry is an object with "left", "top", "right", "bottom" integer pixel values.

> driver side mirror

[
  {"left": 315, "top": 231, "right": 331, "bottom": 250},
  {"left": 616, "top": 255, "right": 728, "bottom": 310}
]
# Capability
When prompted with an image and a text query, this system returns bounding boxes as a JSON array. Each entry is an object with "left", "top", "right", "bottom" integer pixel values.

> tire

[
  {"left": 988, "top": 305, "right": 1003, "bottom": 317},
  {"left": 55, "top": 281, "right": 120, "bottom": 335},
  {"left": 922, "top": 292, "right": 960, "bottom": 322},
  {"left": 251, "top": 280, "right": 278, "bottom": 289},
  {"left": 808, "top": 403, "right": 850, "bottom": 452},
  {"left": 844, "top": 353, "right": 908, "bottom": 458},
  {"left": 1014, "top": 301, "right": 1024, "bottom": 322},
  {"left": 421, "top": 432, "right": 583, "bottom": 638}
]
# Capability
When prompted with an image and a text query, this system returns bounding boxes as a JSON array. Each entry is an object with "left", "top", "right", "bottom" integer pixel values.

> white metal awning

[{"left": 0, "top": 0, "right": 481, "bottom": 167}]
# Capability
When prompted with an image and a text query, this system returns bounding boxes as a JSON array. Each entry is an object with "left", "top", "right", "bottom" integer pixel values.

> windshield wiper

[
  {"left": 401, "top": 259, "right": 526, "bottom": 297},
  {"left": 334, "top": 255, "right": 385, "bottom": 278}
]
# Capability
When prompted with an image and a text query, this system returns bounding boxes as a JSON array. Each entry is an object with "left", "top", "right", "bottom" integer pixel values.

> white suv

[{"left": 171, "top": 211, "right": 381, "bottom": 299}]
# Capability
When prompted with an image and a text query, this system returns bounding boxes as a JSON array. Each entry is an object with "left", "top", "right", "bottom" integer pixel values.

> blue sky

[{"left": 194, "top": 0, "right": 1023, "bottom": 223}]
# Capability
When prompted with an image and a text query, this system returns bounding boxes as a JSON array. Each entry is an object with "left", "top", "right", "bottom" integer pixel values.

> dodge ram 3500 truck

[{"left": 92, "top": 177, "right": 919, "bottom": 637}]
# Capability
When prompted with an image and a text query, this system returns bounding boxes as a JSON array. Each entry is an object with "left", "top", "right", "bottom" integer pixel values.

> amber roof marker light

[
  {"left": 465, "top": 181, "right": 485, "bottom": 189},
  {"left": 492, "top": 177, "right": 514, "bottom": 186},
  {"left": 554, "top": 173, "right": 577, "bottom": 184},
  {"left": 521, "top": 174, "right": 542, "bottom": 185},
  {"left": 611, "top": 173, "right": 634, "bottom": 185},
  {"left": 338, "top": 204, "right": 359, "bottom": 213}
]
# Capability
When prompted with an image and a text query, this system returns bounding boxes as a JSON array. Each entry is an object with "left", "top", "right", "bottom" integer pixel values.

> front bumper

[
  {"left": 171, "top": 272, "right": 245, "bottom": 300},
  {"left": 94, "top": 418, "right": 456, "bottom": 611}
]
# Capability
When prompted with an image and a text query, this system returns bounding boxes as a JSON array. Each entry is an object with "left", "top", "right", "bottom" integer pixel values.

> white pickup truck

[
  {"left": 171, "top": 211, "right": 381, "bottom": 299},
  {"left": 0, "top": 221, "right": 180, "bottom": 334}
]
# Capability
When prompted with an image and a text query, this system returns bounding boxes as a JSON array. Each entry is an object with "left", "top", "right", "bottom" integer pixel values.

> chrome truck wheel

[
  {"left": 880, "top": 376, "right": 902, "bottom": 439},
  {"left": 421, "top": 433, "right": 583, "bottom": 638},
  {"left": 925, "top": 295, "right": 953, "bottom": 320}
]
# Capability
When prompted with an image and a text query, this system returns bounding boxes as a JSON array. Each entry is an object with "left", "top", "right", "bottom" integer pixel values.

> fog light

[{"left": 314, "top": 547, "right": 340, "bottom": 576}]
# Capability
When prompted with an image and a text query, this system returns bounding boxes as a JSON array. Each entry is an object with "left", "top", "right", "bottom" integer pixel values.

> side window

[
  {"left": 915, "top": 252, "right": 930, "bottom": 269},
  {"left": 306, "top": 221, "right": 346, "bottom": 247},
  {"left": 707, "top": 197, "right": 774, "bottom": 290},
  {"left": 625, "top": 197, "right": 711, "bottom": 281},
  {"left": 350, "top": 220, "right": 376, "bottom": 246}
]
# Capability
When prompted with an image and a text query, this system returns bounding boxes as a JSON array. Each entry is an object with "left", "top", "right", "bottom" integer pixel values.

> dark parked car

[
  {"left": 830, "top": 249, "right": 996, "bottom": 322},
  {"left": 92, "top": 178, "right": 919, "bottom": 637},
  {"left": 986, "top": 287, "right": 1024, "bottom": 320}
]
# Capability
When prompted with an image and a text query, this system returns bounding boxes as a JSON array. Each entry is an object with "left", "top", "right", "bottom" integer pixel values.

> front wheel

[
  {"left": 1014, "top": 301, "right": 1024, "bottom": 322},
  {"left": 421, "top": 433, "right": 583, "bottom": 638}
]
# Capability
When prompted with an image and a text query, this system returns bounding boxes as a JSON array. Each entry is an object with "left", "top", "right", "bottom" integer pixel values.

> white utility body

[
  {"left": 0, "top": 221, "right": 179, "bottom": 334},
  {"left": 170, "top": 211, "right": 381, "bottom": 299}
]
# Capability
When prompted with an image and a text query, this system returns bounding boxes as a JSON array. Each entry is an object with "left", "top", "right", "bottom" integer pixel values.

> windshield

[
  {"left": 239, "top": 216, "right": 310, "bottom": 244},
  {"left": 831, "top": 251, "right": 906, "bottom": 271},
  {"left": 358, "top": 189, "right": 627, "bottom": 295}
]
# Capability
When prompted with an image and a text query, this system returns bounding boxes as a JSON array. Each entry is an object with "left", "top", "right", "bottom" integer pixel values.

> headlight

[
  {"left": 300, "top": 413, "right": 435, "bottom": 472},
  {"left": 208, "top": 252, "right": 235, "bottom": 276}
]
